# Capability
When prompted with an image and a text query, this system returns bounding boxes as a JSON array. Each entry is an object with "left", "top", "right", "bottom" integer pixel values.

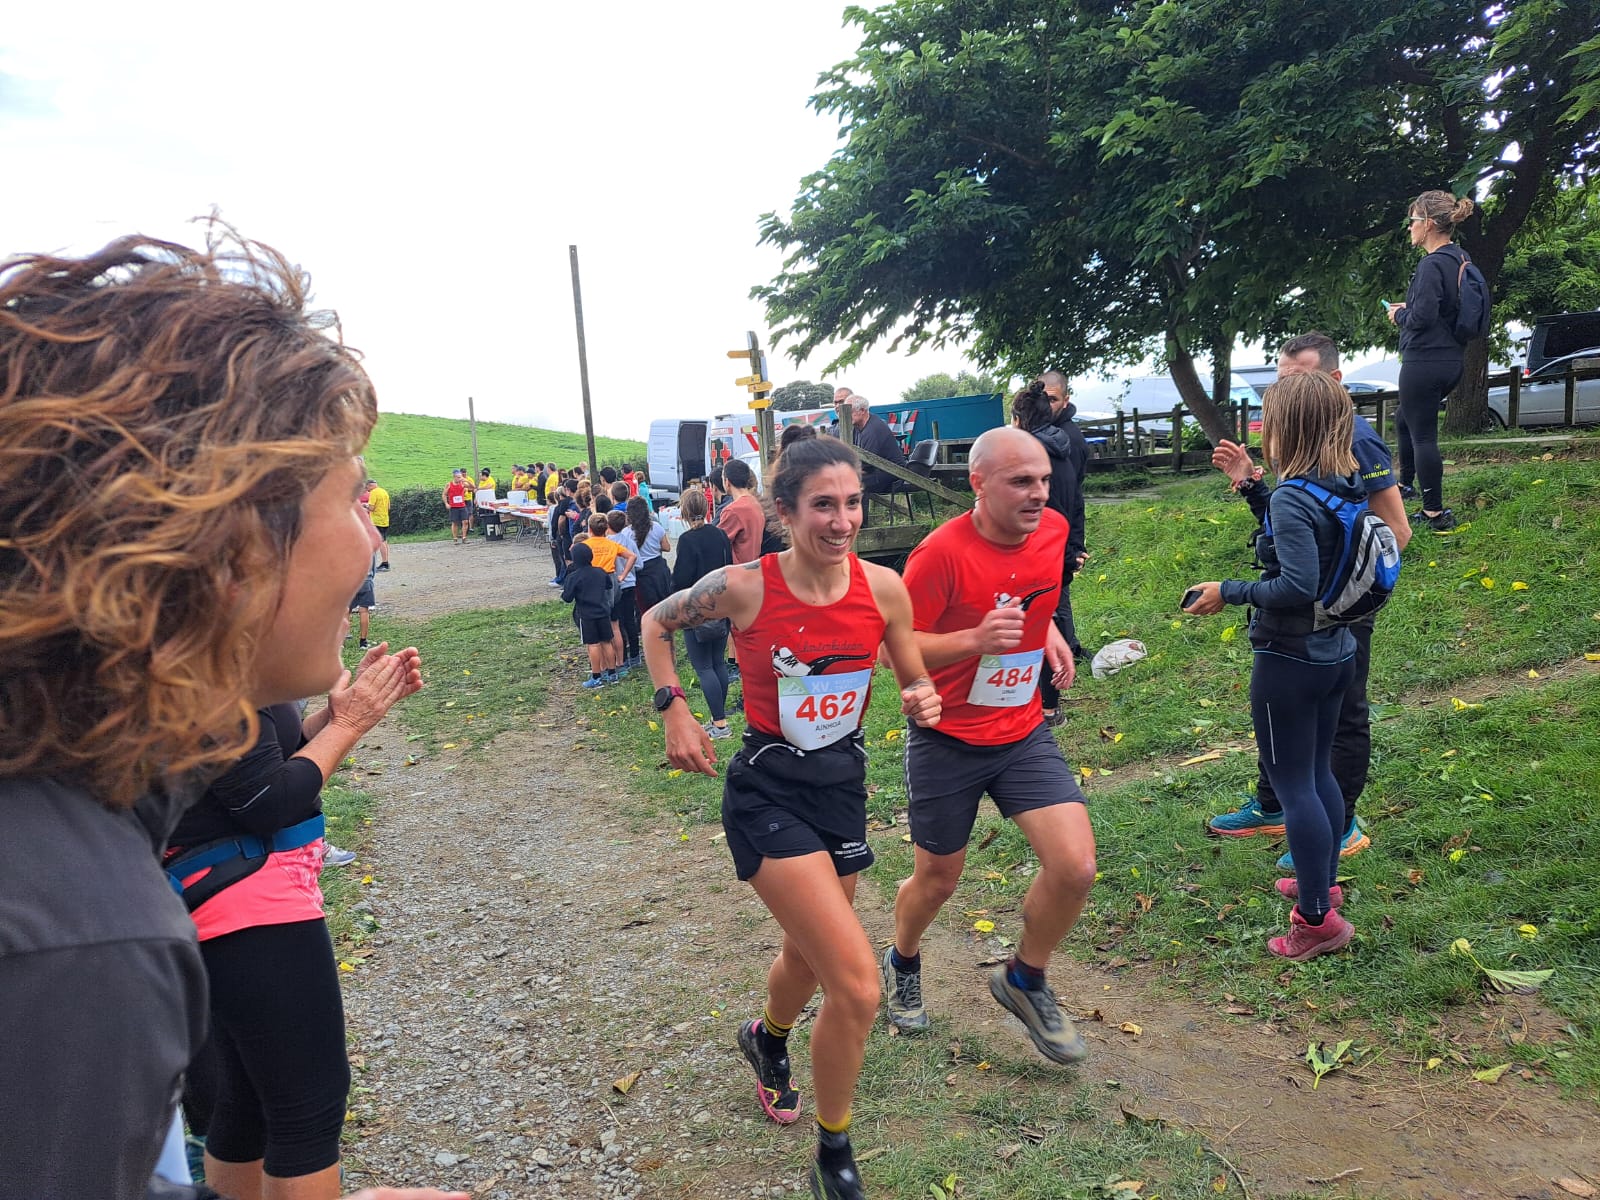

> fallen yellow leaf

[
  {"left": 973, "top": 919, "right": 996, "bottom": 934},
  {"left": 1179, "top": 750, "right": 1226, "bottom": 766},
  {"left": 1481, "top": 578, "right": 1496, "bottom": 589},
  {"left": 1529, "top": 669, "right": 1540, "bottom": 678},
  {"left": 1119, "top": 1022, "right": 1142, "bottom": 1036},
  {"left": 1511, "top": 581, "right": 1529, "bottom": 591},
  {"left": 1426, "top": 1057, "right": 1443, "bottom": 1070},
  {"left": 612, "top": 1071, "right": 641, "bottom": 1095},
  {"left": 1450, "top": 697, "right": 1483, "bottom": 712},
  {"left": 1518, "top": 924, "right": 1539, "bottom": 939},
  {"left": 648, "top": 720, "right": 659, "bottom": 731},
  {"left": 1473, "top": 1063, "right": 1512, "bottom": 1084},
  {"left": 666, "top": 768, "right": 684, "bottom": 778},
  {"left": 338, "top": 961, "right": 355, "bottom": 972},
  {"left": 462, "top": 669, "right": 471, "bottom": 675},
  {"left": 442, "top": 742, "right": 458, "bottom": 749},
  {"left": 360, "top": 874, "right": 373, "bottom": 885},
  {"left": 884, "top": 728, "right": 902, "bottom": 740},
  {"left": 1586, "top": 653, "right": 1600, "bottom": 662},
  {"left": 1219, "top": 625, "right": 1236, "bottom": 643}
]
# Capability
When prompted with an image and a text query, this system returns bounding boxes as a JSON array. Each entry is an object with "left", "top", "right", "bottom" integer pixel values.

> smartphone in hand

[{"left": 1181, "top": 588, "right": 1202, "bottom": 611}]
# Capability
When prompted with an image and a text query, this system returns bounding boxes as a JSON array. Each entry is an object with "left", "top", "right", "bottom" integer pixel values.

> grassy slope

[{"left": 362, "top": 411, "right": 647, "bottom": 491}]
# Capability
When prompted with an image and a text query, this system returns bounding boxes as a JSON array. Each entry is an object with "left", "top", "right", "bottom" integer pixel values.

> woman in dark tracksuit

[
  {"left": 1183, "top": 372, "right": 1361, "bottom": 962},
  {"left": 1011, "top": 380, "right": 1088, "bottom": 727},
  {"left": 1387, "top": 189, "right": 1476, "bottom": 533}
]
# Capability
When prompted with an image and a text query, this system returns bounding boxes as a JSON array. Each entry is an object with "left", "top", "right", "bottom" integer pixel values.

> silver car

[{"left": 1486, "top": 348, "right": 1600, "bottom": 428}]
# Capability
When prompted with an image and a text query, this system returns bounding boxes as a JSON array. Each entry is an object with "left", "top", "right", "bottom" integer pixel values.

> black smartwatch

[{"left": 653, "top": 685, "right": 687, "bottom": 712}]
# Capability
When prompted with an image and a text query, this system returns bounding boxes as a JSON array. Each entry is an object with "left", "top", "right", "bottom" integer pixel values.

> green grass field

[{"left": 362, "top": 411, "right": 646, "bottom": 491}]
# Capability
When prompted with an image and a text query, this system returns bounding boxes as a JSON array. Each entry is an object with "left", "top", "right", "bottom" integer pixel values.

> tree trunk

[
  {"left": 1166, "top": 332, "right": 1231, "bottom": 446},
  {"left": 1443, "top": 338, "right": 1491, "bottom": 434}
]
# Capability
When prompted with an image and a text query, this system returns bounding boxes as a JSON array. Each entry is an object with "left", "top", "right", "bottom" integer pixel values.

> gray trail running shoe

[
  {"left": 988, "top": 964, "right": 1089, "bottom": 1064},
  {"left": 880, "top": 946, "right": 929, "bottom": 1032}
]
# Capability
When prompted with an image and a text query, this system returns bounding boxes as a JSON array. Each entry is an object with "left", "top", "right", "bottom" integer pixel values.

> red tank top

[{"left": 733, "top": 554, "right": 885, "bottom": 749}]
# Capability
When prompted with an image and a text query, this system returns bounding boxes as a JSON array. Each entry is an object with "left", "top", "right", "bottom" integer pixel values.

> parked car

[
  {"left": 1486, "top": 348, "right": 1600, "bottom": 428},
  {"left": 1524, "top": 310, "right": 1600, "bottom": 377},
  {"left": 1118, "top": 373, "right": 1258, "bottom": 442}
]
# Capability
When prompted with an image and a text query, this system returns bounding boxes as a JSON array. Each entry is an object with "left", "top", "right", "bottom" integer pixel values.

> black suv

[{"left": 1524, "top": 310, "right": 1600, "bottom": 376}]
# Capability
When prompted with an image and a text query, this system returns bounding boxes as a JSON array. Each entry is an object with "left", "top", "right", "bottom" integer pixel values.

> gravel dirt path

[{"left": 336, "top": 553, "right": 1600, "bottom": 1200}]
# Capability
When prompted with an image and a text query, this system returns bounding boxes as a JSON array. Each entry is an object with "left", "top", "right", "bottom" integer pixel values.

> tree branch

[{"left": 954, "top": 128, "right": 1048, "bottom": 170}]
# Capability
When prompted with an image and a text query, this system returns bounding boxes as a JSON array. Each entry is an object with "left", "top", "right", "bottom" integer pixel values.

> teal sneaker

[
  {"left": 1206, "top": 795, "right": 1287, "bottom": 838},
  {"left": 1276, "top": 816, "right": 1371, "bottom": 870}
]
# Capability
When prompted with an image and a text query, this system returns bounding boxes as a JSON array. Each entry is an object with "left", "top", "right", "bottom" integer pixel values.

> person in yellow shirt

[
  {"left": 365, "top": 476, "right": 391, "bottom": 570},
  {"left": 510, "top": 465, "right": 528, "bottom": 492}
]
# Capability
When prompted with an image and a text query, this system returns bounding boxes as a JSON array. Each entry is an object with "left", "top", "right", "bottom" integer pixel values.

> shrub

[{"left": 387, "top": 486, "right": 454, "bottom": 536}]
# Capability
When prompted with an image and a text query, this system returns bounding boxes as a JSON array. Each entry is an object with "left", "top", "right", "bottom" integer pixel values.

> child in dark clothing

[{"left": 560, "top": 542, "right": 615, "bottom": 688}]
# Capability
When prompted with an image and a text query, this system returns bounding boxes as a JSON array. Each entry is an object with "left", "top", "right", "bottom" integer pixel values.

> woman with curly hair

[{"left": 0, "top": 227, "right": 462, "bottom": 1200}]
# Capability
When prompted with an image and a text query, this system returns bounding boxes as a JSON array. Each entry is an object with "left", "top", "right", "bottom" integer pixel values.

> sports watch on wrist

[{"left": 652, "top": 685, "right": 687, "bottom": 712}]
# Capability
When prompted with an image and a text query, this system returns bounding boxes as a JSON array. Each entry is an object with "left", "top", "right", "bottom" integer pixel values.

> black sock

[
  {"left": 1299, "top": 906, "right": 1326, "bottom": 926},
  {"left": 890, "top": 946, "right": 920, "bottom": 973},
  {"left": 817, "top": 1125, "right": 853, "bottom": 1168},
  {"left": 1006, "top": 954, "right": 1047, "bottom": 992}
]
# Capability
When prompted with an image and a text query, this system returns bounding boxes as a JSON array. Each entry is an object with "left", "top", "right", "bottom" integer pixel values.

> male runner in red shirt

[{"left": 889, "top": 427, "right": 1097, "bottom": 1064}]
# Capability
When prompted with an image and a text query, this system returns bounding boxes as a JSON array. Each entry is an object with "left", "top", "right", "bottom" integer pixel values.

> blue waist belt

[{"left": 164, "top": 813, "right": 326, "bottom": 897}]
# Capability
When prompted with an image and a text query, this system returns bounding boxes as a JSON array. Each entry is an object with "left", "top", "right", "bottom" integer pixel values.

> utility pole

[
  {"left": 569, "top": 245, "right": 599, "bottom": 475},
  {"left": 726, "top": 330, "right": 774, "bottom": 463},
  {"left": 468, "top": 396, "right": 479, "bottom": 480}
]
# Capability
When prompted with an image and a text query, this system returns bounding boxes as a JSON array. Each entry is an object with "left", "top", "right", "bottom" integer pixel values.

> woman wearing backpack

[
  {"left": 1386, "top": 190, "right": 1477, "bottom": 533},
  {"left": 1182, "top": 372, "right": 1364, "bottom": 961}
]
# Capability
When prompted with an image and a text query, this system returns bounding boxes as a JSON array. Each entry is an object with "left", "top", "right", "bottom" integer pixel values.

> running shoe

[
  {"left": 736, "top": 1019, "right": 801, "bottom": 1124},
  {"left": 1413, "top": 508, "right": 1457, "bottom": 532},
  {"left": 1398, "top": 483, "right": 1417, "bottom": 500},
  {"left": 1268, "top": 907, "right": 1354, "bottom": 961},
  {"left": 547, "top": 578, "right": 563, "bottom": 586},
  {"left": 582, "top": 677, "right": 606, "bottom": 689},
  {"left": 376, "top": 562, "right": 389, "bottom": 571},
  {"left": 987, "top": 966, "right": 1088, "bottom": 1064},
  {"left": 880, "top": 946, "right": 929, "bottom": 1032},
  {"left": 1206, "top": 794, "right": 1287, "bottom": 837},
  {"left": 811, "top": 1152, "right": 864, "bottom": 1200},
  {"left": 323, "top": 844, "right": 357, "bottom": 868},
  {"left": 1042, "top": 708, "right": 1066, "bottom": 729},
  {"left": 602, "top": 669, "right": 619, "bottom": 683},
  {"left": 704, "top": 722, "right": 734, "bottom": 740},
  {"left": 1276, "top": 816, "right": 1369, "bottom": 870},
  {"left": 358, "top": 640, "right": 370, "bottom": 649},
  {"left": 1274, "top": 878, "right": 1344, "bottom": 907}
]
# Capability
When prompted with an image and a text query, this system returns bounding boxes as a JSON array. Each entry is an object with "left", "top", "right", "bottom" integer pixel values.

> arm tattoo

[
  {"left": 647, "top": 568, "right": 730, "bottom": 632},
  {"left": 904, "top": 675, "right": 932, "bottom": 691}
]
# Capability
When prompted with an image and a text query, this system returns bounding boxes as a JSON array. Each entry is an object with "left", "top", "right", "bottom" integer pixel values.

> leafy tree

[
  {"left": 768, "top": 379, "right": 838, "bottom": 412},
  {"left": 1494, "top": 183, "right": 1600, "bottom": 329},
  {"left": 756, "top": 0, "right": 1600, "bottom": 441},
  {"left": 900, "top": 370, "right": 1003, "bottom": 402}
]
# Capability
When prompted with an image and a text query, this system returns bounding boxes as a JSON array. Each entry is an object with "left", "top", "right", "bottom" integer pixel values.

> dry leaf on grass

[
  {"left": 1555, "top": 1179, "right": 1597, "bottom": 1198},
  {"left": 612, "top": 1071, "right": 641, "bottom": 1095}
]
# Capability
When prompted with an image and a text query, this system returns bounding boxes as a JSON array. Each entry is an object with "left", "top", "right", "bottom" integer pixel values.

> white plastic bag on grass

[{"left": 1090, "top": 638, "right": 1147, "bottom": 680}]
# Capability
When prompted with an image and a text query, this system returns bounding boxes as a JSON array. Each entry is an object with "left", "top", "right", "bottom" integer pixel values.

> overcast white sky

[{"left": 4, "top": 1, "right": 1104, "bottom": 439}]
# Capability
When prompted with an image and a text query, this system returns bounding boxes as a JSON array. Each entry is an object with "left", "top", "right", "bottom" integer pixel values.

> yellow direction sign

[
  {"left": 746, "top": 382, "right": 773, "bottom": 392},
  {"left": 734, "top": 374, "right": 765, "bottom": 386},
  {"left": 749, "top": 399, "right": 772, "bottom": 410},
  {"left": 727, "top": 349, "right": 757, "bottom": 359}
]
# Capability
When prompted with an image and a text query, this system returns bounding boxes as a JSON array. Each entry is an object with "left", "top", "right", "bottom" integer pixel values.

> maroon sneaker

[
  {"left": 1268, "top": 907, "right": 1354, "bottom": 961},
  {"left": 1274, "top": 878, "right": 1344, "bottom": 908}
]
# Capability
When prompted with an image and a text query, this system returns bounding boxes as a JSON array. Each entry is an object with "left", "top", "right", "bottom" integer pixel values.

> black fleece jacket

[
  {"left": 1397, "top": 245, "right": 1469, "bottom": 363},
  {"left": 1028, "top": 404, "right": 1088, "bottom": 570}
]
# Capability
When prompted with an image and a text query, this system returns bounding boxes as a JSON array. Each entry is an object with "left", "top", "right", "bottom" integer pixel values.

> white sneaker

[{"left": 323, "top": 844, "right": 357, "bottom": 868}]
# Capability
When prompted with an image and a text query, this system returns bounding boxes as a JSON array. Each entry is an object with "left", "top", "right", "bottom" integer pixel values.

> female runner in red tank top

[{"left": 642, "top": 436, "right": 940, "bottom": 1200}]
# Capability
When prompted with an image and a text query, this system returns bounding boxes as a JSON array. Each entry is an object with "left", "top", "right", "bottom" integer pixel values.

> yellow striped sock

[
  {"left": 817, "top": 1112, "right": 852, "bottom": 1135},
  {"left": 762, "top": 1009, "right": 795, "bottom": 1039}
]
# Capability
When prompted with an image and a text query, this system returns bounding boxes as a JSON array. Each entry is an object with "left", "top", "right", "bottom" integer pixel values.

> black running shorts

[
  {"left": 903, "top": 722, "right": 1086, "bottom": 856},
  {"left": 579, "top": 616, "right": 612, "bottom": 645},
  {"left": 722, "top": 732, "right": 873, "bottom": 882}
]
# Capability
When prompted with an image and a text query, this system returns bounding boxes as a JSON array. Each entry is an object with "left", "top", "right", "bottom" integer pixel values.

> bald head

[{"left": 969, "top": 426, "right": 1045, "bottom": 479}]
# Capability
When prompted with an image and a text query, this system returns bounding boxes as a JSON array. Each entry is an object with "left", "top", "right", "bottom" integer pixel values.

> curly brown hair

[{"left": 0, "top": 227, "right": 377, "bottom": 808}]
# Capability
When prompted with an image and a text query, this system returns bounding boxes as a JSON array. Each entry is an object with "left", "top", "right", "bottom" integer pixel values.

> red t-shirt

[
  {"left": 733, "top": 554, "right": 884, "bottom": 748},
  {"left": 445, "top": 481, "right": 468, "bottom": 508},
  {"left": 902, "top": 508, "right": 1069, "bottom": 745}
]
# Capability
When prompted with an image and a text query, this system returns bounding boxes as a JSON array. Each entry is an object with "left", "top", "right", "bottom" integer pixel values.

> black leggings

[
  {"left": 1256, "top": 619, "right": 1372, "bottom": 826},
  {"left": 199, "top": 918, "right": 350, "bottom": 1177},
  {"left": 1251, "top": 652, "right": 1356, "bottom": 920},
  {"left": 1395, "top": 358, "right": 1461, "bottom": 512},
  {"left": 615, "top": 587, "right": 641, "bottom": 660}
]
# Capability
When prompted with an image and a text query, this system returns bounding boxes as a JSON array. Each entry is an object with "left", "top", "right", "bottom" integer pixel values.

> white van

[{"left": 647, "top": 419, "right": 708, "bottom": 506}]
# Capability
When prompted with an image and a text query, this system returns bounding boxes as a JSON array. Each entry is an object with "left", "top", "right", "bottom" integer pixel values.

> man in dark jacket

[
  {"left": 846, "top": 395, "right": 906, "bottom": 493},
  {"left": 1039, "top": 372, "right": 1089, "bottom": 666}
]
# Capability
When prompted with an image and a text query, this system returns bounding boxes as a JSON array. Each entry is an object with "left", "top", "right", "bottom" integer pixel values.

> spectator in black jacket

[
  {"left": 670, "top": 488, "right": 736, "bottom": 736},
  {"left": 562, "top": 542, "right": 616, "bottom": 688},
  {"left": 1386, "top": 189, "right": 1476, "bottom": 533},
  {"left": 844, "top": 395, "right": 905, "bottom": 493},
  {"left": 1013, "top": 375, "right": 1089, "bottom": 726}
]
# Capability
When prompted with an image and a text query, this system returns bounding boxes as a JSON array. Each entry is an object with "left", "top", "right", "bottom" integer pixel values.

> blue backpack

[
  {"left": 1452, "top": 250, "right": 1492, "bottom": 345},
  {"left": 1268, "top": 479, "right": 1401, "bottom": 626}
]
